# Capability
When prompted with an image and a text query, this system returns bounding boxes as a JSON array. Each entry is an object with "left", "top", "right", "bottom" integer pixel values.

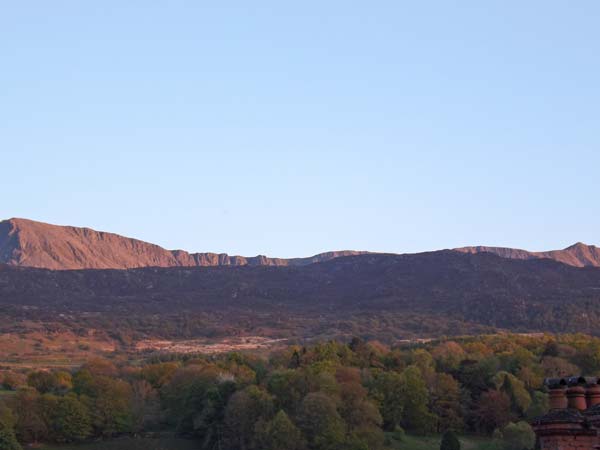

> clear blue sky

[{"left": 1, "top": 2, "right": 598, "bottom": 257}]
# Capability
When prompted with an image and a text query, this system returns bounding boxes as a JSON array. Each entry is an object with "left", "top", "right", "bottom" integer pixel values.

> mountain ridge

[
  {"left": 455, "top": 242, "right": 600, "bottom": 268},
  {"left": 1, "top": 217, "right": 598, "bottom": 270},
  {"left": 0, "top": 218, "right": 367, "bottom": 270}
]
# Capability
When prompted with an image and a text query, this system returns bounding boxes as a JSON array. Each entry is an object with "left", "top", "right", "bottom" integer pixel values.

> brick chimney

[
  {"left": 532, "top": 377, "right": 600, "bottom": 449},
  {"left": 567, "top": 385, "right": 587, "bottom": 411},
  {"left": 587, "top": 384, "right": 600, "bottom": 408},
  {"left": 549, "top": 387, "right": 568, "bottom": 410}
]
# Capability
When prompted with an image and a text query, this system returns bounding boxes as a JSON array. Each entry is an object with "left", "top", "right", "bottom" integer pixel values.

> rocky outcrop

[
  {"left": 455, "top": 242, "right": 600, "bottom": 268},
  {"left": 0, "top": 218, "right": 366, "bottom": 270}
]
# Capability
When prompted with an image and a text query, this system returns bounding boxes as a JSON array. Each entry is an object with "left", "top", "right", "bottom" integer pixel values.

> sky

[{"left": 1, "top": 1, "right": 599, "bottom": 257}]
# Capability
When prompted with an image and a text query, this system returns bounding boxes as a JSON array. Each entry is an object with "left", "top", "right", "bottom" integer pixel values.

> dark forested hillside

[{"left": 2, "top": 251, "right": 600, "bottom": 339}]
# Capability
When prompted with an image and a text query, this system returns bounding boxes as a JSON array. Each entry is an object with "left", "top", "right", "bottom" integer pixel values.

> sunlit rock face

[{"left": 0, "top": 218, "right": 366, "bottom": 270}]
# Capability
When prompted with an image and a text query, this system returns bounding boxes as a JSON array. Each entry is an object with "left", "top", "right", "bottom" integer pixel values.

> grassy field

[
  {"left": 41, "top": 435, "right": 498, "bottom": 450},
  {"left": 41, "top": 437, "right": 199, "bottom": 450},
  {"left": 388, "top": 434, "right": 498, "bottom": 450}
]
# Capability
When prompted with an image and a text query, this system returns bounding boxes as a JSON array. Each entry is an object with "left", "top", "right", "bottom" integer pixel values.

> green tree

[
  {"left": 298, "top": 392, "right": 346, "bottom": 450},
  {"left": 370, "top": 371, "right": 404, "bottom": 430},
  {"left": 78, "top": 376, "right": 133, "bottom": 436},
  {"left": 255, "top": 410, "right": 306, "bottom": 450},
  {"left": 493, "top": 372, "right": 531, "bottom": 415},
  {"left": 440, "top": 430, "right": 460, "bottom": 450},
  {"left": 0, "top": 427, "right": 22, "bottom": 450},
  {"left": 526, "top": 392, "right": 549, "bottom": 420},
  {"left": 192, "top": 381, "right": 236, "bottom": 450},
  {"left": 224, "top": 385, "right": 274, "bottom": 450},
  {"left": 267, "top": 369, "right": 308, "bottom": 415},
  {"left": 500, "top": 421, "right": 535, "bottom": 450},
  {"left": 0, "top": 407, "right": 22, "bottom": 450},
  {"left": 52, "top": 394, "right": 92, "bottom": 443},
  {"left": 399, "top": 366, "right": 435, "bottom": 434}
]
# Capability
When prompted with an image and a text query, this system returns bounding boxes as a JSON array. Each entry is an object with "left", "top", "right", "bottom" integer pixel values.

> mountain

[
  {"left": 2, "top": 217, "right": 598, "bottom": 271},
  {"left": 3, "top": 250, "right": 600, "bottom": 339},
  {"left": 0, "top": 218, "right": 366, "bottom": 270},
  {"left": 455, "top": 242, "right": 600, "bottom": 268}
]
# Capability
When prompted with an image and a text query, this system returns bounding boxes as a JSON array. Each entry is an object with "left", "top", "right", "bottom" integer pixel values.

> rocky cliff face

[
  {"left": 455, "top": 242, "right": 600, "bottom": 268},
  {"left": 1, "top": 217, "right": 597, "bottom": 270},
  {"left": 0, "top": 218, "right": 365, "bottom": 270}
]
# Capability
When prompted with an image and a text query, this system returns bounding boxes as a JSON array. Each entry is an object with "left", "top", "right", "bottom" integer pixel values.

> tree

[
  {"left": 338, "top": 381, "right": 384, "bottom": 450},
  {"left": 516, "top": 366, "right": 543, "bottom": 391},
  {"left": 440, "top": 430, "right": 460, "bottom": 450},
  {"left": 430, "top": 373, "right": 463, "bottom": 432},
  {"left": 52, "top": 394, "right": 92, "bottom": 442},
  {"left": 540, "top": 357, "right": 579, "bottom": 377},
  {"left": 370, "top": 371, "right": 404, "bottom": 430},
  {"left": 79, "top": 376, "right": 133, "bottom": 436},
  {"left": 1, "top": 373, "right": 19, "bottom": 391},
  {"left": 224, "top": 385, "right": 274, "bottom": 450},
  {"left": 256, "top": 410, "right": 306, "bottom": 450},
  {"left": 475, "top": 390, "right": 511, "bottom": 434},
  {"left": 500, "top": 421, "right": 535, "bottom": 450},
  {"left": 0, "top": 407, "right": 21, "bottom": 450},
  {"left": 267, "top": 369, "right": 308, "bottom": 416},
  {"left": 493, "top": 372, "right": 531, "bottom": 415},
  {"left": 410, "top": 350, "right": 436, "bottom": 385},
  {"left": 0, "top": 427, "right": 22, "bottom": 450},
  {"left": 432, "top": 342, "right": 465, "bottom": 371},
  {"left": 399, "top": 366, "right": 435, "bottom": 434},
  {"left": 131, "top": 380, "right": 160, "bottom": 432},
  {"left": 298, "top": 392, "right": 346, "bottom": 450},
  {"left": 27, "top": 371, "right": 56, "bottom": 394},
  {"left": 526, "top": 392, "right": 549, "bottom": 420},
  {"left": 53, "top": 371, "right": 73, "bottom": 393},
  {"left": 81, "top": 358, "right": 118, "bottom": 377},
  {"left": 140, "top": 362, "right": 179, "bottom": 388},
  {"left": 10, "top": 387, "right": 48, "bottom": 443}
]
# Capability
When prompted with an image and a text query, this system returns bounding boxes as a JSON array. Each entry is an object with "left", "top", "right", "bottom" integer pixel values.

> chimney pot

[
  {"left": 549, "top": 387, "right": 568, "bottom": 410},
  {"left": 586, "top": 384, "right": 600, "bottom": 408},
  {"left": 567, "top": 385, "right": 587, "bottom": 411}
]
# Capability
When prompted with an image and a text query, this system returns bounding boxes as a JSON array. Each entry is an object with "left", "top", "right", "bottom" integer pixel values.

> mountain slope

[
  {"left": 455, "top": 242, "right": 600, "bottom": 268},
  {"left": 2, "top": 251, "right": 600, "bottom": 337},
  {"left": 2, "top": 217, "right": 598, "bottom": 270},
  {"left": 0, "top": 218, "right": 365, "bottom": 270}
]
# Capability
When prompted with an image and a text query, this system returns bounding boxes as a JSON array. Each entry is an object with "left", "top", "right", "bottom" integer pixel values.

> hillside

[
  {"left": 2, "top": 218, "right": 598, "bottom": 271},
  {"left": 3, "top": 250, "right": 600, "bottom": 339},
  {"left": 0, "top": 218, "right": 365, "bottom": 270}
]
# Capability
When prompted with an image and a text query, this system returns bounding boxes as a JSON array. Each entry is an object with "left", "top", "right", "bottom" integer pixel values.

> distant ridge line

[
  {"left": 455, "top": 242, "right": 600, "bottom": 268},
  {"left": 0, "top": 217, "right": 598, "bottom": 270},
  {"left": 0, "top": 218, "right": 368, "bottom": 270}
]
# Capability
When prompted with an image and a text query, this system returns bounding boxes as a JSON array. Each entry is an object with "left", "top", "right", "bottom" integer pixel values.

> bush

[
  {"left": 500, "top": 422, "right": 535, "bottom": 450},
  {"left": 392, "top": 425, "right": 405, "bottom": 442},
  {"left": 440, "top": 430, "right": 460, "bottom": 450}
]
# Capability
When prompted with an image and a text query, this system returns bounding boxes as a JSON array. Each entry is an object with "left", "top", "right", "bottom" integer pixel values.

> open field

[
  {"left": 135, "top": 336, "right": 287, "bottom": 354},
  {"left": 388, "top": 434, "right": 498, "bottom": 450},
  {"left": 0, "top": 324, "right": 290, "bottom": 373},
  {"left": 41, "top": 437, "right": 199, "bottom": 450},
  {"left": 41, "top": 435, "right": 499, "bottom": 450}
]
